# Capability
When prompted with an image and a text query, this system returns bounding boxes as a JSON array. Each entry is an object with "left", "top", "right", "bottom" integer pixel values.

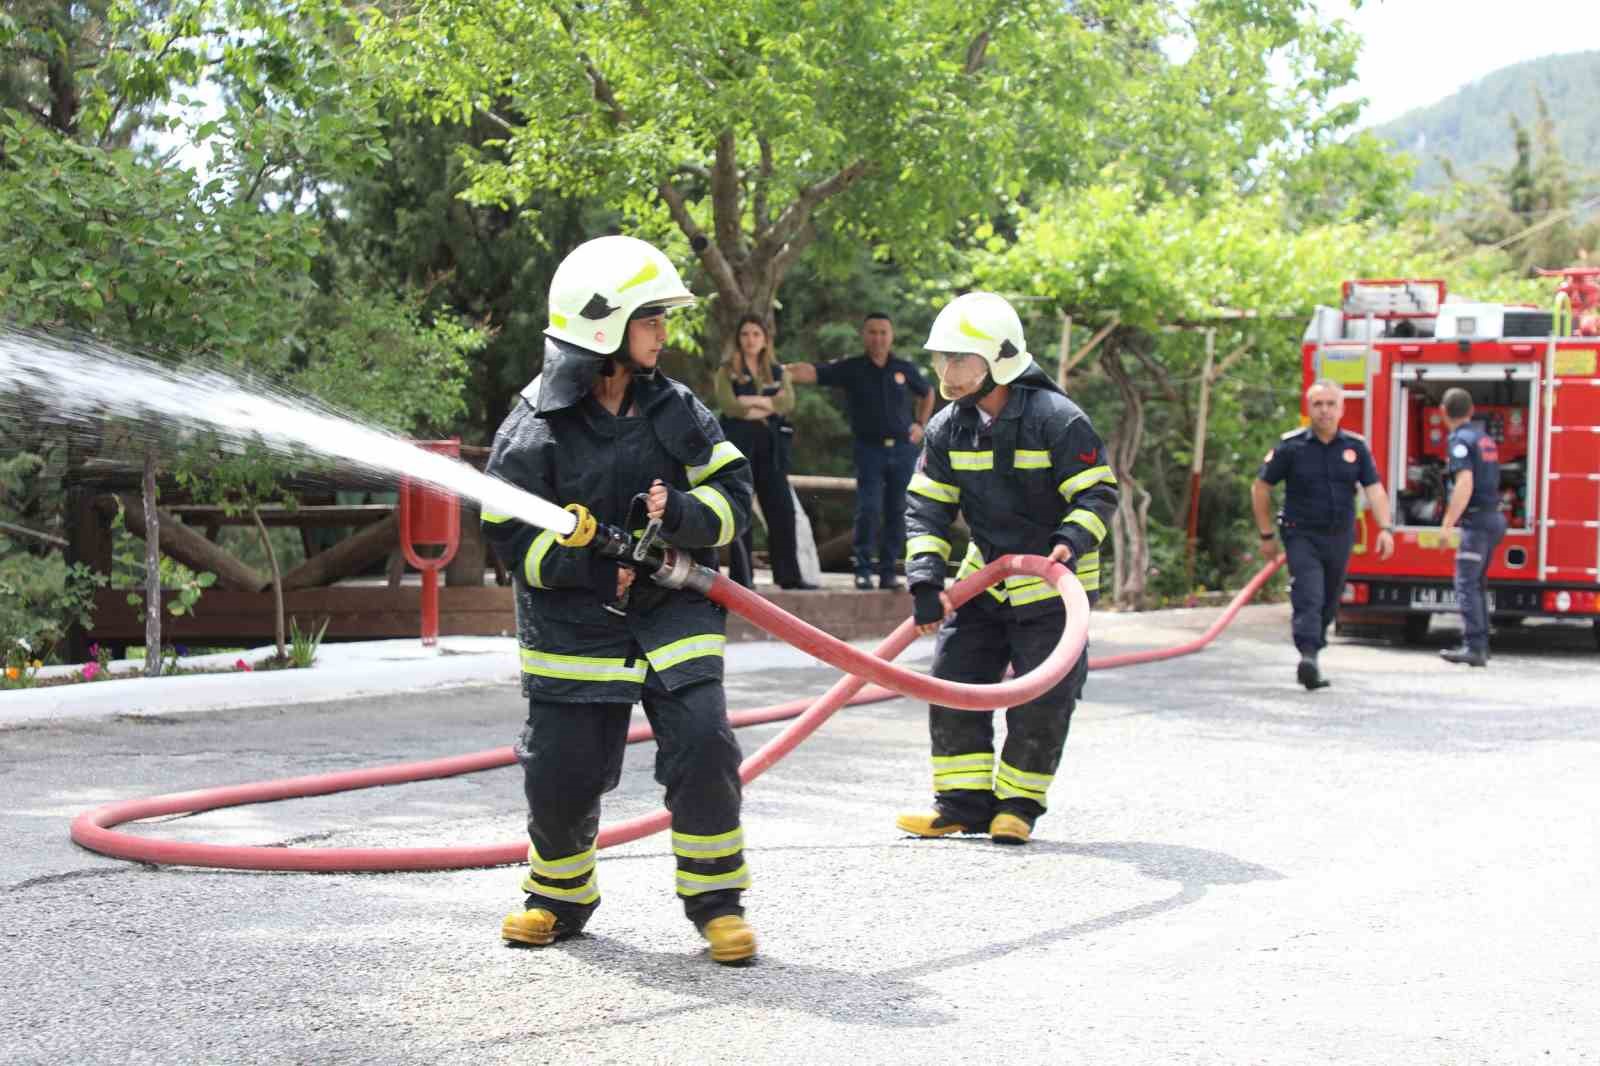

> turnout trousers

[
  {"left": 925, "top": 603, "right": 1089, "bottom": 830},
  {"left": 515, "top": 674, "right": 749, "bottom": 932},
  {"left": 1283, "top": 523, "right": 1355, "bottom": 655},
  {"left": 1454, "top": 512, "right": 1507, "bottom": 651}
]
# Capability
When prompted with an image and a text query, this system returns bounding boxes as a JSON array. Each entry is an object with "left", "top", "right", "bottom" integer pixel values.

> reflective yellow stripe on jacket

[
  {"left": 686, "top": 440, "right": 744, "bottom": 486},
  {"left": 909, "top": 473, "right": 960, "bottom": 504},
  {"left": 1058, "top": 464, "right": 1117, "bottom": 502},
  {"left": 645, "top": 633, "right": 725, "bottom": 673},
  {"left": 689, "top": 485, "right": 735, "bottom": 546}
]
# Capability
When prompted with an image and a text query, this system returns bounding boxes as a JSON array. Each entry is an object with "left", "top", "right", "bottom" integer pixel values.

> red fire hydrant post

[{"left": 399, "top": 439, "right": 462, "bottom": 647}]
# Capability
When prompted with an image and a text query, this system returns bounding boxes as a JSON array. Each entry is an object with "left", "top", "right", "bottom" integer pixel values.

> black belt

[{"left": 859, "top": 436, "right": 906, "bottom": 447}]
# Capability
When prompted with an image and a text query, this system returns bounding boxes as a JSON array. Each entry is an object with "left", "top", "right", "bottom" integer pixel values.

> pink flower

[
  {"left": 81, "top": 662, "right": 101, "bottom": 681},
  {"left": 235, "top": 658, "right": 253, "bottom": 672},
  {"left": 88, "top": 643, "right": 100, "bottom": 658}
]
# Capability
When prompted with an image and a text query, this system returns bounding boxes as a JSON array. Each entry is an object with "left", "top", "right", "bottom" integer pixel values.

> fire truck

[{"left": 1302, "top": 275, "right": 1600, "bottom": 646}]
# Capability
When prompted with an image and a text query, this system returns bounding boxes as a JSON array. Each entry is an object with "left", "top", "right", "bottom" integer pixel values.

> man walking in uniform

[
  {"left": 1438, "top": 387, "right": 1505, "bottom": 667},
  {"left": 1252, "top": 380, "right": 1396, "bottom": 690},
  {"left": 787, "top": 313, "right": 934, "bottom": 590},
  {"left": 894, "top": 292, "right": 1116, "bottom": 845}
]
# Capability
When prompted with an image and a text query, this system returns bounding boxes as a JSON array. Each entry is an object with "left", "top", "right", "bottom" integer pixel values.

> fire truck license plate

[{"left": 1409, "top": 587, "right": 1497, "bottom": 611}]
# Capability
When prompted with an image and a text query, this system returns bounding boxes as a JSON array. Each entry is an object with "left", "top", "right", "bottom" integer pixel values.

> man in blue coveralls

[
  {"left": 788, "top": 313, "right": 934, "bottom": 590},
  {"left": 1252, "top": 380, "right": 1396, "bottom": 690},
  {"left": 1437, "top": 387, "right": 1505, "bottom": 667}
]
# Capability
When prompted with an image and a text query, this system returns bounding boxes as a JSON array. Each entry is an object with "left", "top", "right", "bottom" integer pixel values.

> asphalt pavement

[{"left": 2, "top": 604, "right": 1596, "bottom": 1065}]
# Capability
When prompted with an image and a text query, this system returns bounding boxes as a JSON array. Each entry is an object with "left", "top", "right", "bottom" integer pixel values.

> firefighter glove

[{"left": 913, "top": 584, "right": 946, "bottom": 627}]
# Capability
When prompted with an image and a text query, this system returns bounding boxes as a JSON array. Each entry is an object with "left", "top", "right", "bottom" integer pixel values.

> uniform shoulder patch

[{"left": 1452, "top": 443, "right": 1469, "bottom": 458}]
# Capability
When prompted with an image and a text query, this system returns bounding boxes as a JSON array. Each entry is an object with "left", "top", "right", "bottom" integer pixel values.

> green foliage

[
  {"left": 1372, "top": 51, "right": 1600, "bottom": 190},
  {"left": 0, "top": 535, "right": 106, "bottom": 667},
  {"left": 106, "top": 505, "right": 216, "bottom": 618},
  {"left": 287, "top": 615, "right": 329, "bottom": 669}
]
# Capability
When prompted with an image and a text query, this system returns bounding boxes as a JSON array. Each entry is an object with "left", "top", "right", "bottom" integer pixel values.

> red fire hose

[{"left": 70, "top": 555, "right": 1284, "bottom": 872}]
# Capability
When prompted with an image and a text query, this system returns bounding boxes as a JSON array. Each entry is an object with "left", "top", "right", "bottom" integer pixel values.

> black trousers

[
  {"left": 722, "top": 418, "right": 800, "bottom": 588},
  {"left": 926, "top": 604, "right": 1088, "bottom": 829},
  {"left": 515, "top": 675, "right": 747, "bottom": 931},
  {"left": 1454, "top": 512, "right": 1507, "bottom": 650},
  {"left": 1283, "top": 523, "right": 1355, "bottom": 655}
]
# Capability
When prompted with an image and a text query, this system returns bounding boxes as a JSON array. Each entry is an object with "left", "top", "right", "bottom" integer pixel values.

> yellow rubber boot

[
  {"left": 895, "top": 811, "right": 969, "bottom": 838},
  {"left": 501, "top": 907, "right": 560, "bottom": 946},
  {"left": 988, "top": 812, "right": 1031, "bottom": 845},
  {"left": 702, "top": 915, "right": 757, "bottom": 964}
]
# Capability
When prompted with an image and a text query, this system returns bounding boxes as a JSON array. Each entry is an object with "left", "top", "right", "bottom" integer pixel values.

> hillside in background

[{"left": 1372, "top": 51, "right": 1600, "bottom": 188}]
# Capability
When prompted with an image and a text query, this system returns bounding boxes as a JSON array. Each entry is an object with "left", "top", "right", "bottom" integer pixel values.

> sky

[{"left": 1327, "top": 0, "right": 1600, "bottom": 128}]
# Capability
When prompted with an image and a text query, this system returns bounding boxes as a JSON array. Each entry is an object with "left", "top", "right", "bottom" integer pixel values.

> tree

[{"left": 1, "top": 0, "right": 480, "bottom": 669}]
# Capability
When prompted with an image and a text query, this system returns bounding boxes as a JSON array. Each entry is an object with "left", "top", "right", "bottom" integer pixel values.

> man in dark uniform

[
  {"left": 1252, "top": 379, "right": 1396, "bottom": 690},
  {"left": 1438, "top": 387, "right": 1505, "bottom": 667},
  {"left": 787, "top": 313, "right": 934, "bottom": 590},
  {"left": 894, "top": 292, "right": 1116, "bottom": 845}
]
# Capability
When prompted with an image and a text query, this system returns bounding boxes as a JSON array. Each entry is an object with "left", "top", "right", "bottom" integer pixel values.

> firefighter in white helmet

[
  {"left": 483, "top": 235, "right": 758, "bottom": 963},
  {"left": 896, "top": 292, "right": 1116, "bottom": 844}
]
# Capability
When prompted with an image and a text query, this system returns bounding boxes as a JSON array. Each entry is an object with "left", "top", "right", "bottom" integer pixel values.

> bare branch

[
  {"left": 964, "top": 30, "right": 991, "bottom": 74},
  {"left": 754, "top": 158, "right": 869, "bottom": 264},
  {"left": 1066, "top": 315, "right": 1119, "bottom": 371},
  {"left": 770, "top": 219, "right": 818, "bottom": 283},
  {"left": 711, "top": 129, "right": 743, "bottom": 265},
  {"left": 658, "top": 179, "right": 745, "bottom": 303},
  {"left": 1210, "top": 342, "right": 1251, "bottom": 383},
  {"left": 753, "top": 136, "right": 773, "bottom": 235}
]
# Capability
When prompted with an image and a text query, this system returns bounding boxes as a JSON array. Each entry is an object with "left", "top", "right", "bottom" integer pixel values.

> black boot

[
  {"left": 1297, "top": 653, "right": 1330, "bottom": 690},
  {"left": 1440, "top": 645, "right": 1488, "bottom": 667}
]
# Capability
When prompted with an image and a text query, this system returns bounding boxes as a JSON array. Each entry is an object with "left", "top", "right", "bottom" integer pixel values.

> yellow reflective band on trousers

[
  {"left": 520, "top": 648, "right": 648, "bottom": 684},
  {"left": 689, "top": 485, "right": 735, "bottom": 546},
  {"left": 645, "top": 633, "right": 725, "bottom": 673},
  {"left": 523, "top": 528, "right": 559, "bottom": 589},
  {"left": 675, "top": 863, "right": 753, "bottom": 897},
  {"left": 526, "top": 843, "right": 596, "bottom": 880},
  {"left": 949, "top": 450, "right": 994, "bottom": 471},
  {"left": 905, "top": 534, "right": 952, "bottom": 562},
  {"left": 521, "top": 870, "right": 601, "bottom": 904},
  {"left": 1065, "top": 508, "right": 1108, "bottom": 544},
  {"left": 1014, "top": 449, "right": 1051, "bottom": 469},
  {"left": 909, "top": 473, "right": 960, "bottom": 504},
  {"left": 672, "top": 827, "right": 744, "bottom": 860},
  {"left": 994, "top": 760, "right": 1054, "bottom": 804},
  {"left": 1058, "top": 464, "right": 1117, "bottom": 502},
  {"left": 1003, "top": 575, "right": 1061, "bottom": 607},
  {"left": 932, "top": 751, "right": 993, "bottom": 792},
  {"left": 686, "top": 440, "right": 745, "bottom": 486}
]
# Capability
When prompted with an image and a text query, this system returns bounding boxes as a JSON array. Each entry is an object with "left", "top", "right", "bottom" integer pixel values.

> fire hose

[{"left": 71, "top": 496, "right": 1285, "bottom": 873}]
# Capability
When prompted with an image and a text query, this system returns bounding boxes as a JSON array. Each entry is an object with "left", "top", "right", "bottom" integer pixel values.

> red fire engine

[{"left": 1302, "top": 276, "right": 1600, "bottom": 644}]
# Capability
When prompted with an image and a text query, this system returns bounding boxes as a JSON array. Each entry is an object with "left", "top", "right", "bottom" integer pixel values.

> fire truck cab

[{"left": 1302, "top": 277, "right": 1600, "bottom": 645}]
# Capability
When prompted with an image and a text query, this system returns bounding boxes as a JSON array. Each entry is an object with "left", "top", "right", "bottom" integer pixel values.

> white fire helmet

[
  {"left": 545, "top": 235, "right": 696, "bottom": 355},
  {"left": 922, "top": 291, "right": 1033, "bottom": 385}
]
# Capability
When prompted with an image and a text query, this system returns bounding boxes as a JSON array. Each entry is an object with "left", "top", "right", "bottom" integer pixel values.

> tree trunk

[
  {"left": 253, "top": 508, "right": 286, "bottom": 660},
  {"left": 1102, "top": 341, "right": 1151, "bottom": 610},
  {"left": 142, "top": 448, "right": 161, "bottom": 677}
]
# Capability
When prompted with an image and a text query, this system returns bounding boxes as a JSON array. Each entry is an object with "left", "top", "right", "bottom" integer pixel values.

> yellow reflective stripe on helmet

[
  {"left": 688, "top": 485, "right": 735, "bottom": 545},
  {"left": 906, "top": 534, "right": 952, "bottom": 562},
  {"left": 959, "top": 315, "right": 995, "bottom": 341},
  {"left": 949, "top": 450, "right": 994, "bottom": 471},
  {"left": 523, "top": 528, "right": 559, "bottom": 589},
  {"left": 527, "top": 843, "right": 596, "bottom": 880},
  {"left": 521, "top": 871, "right": 600, "bottom": 904},
  {"left": 483, "top": 510, "right": 513, "bottom": 524},
  {"left": 909, "top": 473, "right": 960, "bottom": 504},
  {"left": 1058, "top": 464, "right": 1117, "bottom": 502},
  {"left": 519, "top": 648, "right": 648, "bottom": 684},
  {"left": 646, "top": 633, "right": 726, "bottom": 673},
  {"left": 672, "top": 827, "right": 744, "bottom": 860},
  {"left": 932, "top": 751, "right": 993, "bottom": 791},
  {"left": 675, "top": 863, "right": 752, "bottom": 897},
  {"left": 994, "top": 760, "right": 1053, "bottom": 802},
  {"left": 617, "top": 258, "right": 661, "bottom": 292},
  {"left": 1014, "top": 449, "right": 1051, "bottom": 469},
  {"left": 687, "top": 440, "right": 745, "bottom": 486},
  {"left": 1065, "top": 508, "right": 1108, "bottom": 543}
]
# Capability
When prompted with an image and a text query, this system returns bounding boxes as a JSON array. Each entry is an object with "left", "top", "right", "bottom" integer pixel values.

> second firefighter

[{"left": 895, "top": 292, "right": 1117, "bottom": 845}]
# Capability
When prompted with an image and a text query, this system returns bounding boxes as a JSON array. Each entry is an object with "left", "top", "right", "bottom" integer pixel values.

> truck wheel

[{"left": 1402, "top": 614, "right": 1430, "bottom": 645}]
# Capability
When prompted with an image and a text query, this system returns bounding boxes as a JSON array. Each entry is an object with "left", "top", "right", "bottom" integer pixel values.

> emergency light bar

[{"left": 1341, "top": 279, "right": 1446, "bottom": 319}]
